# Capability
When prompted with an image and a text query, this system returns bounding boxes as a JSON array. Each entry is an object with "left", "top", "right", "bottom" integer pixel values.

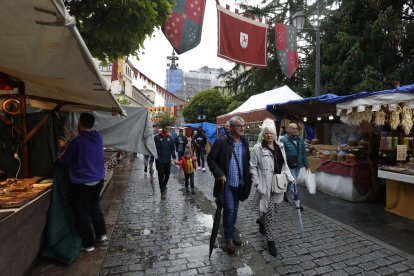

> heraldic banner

[
  {"left": 275, "top": 23, "right": 299, "bottom": 78},
  {"left": 217, "top": 5, "right": 269, "bottom": 68},
  {"left": 162, "top": 0, "right": 207, "bottom": 55}
]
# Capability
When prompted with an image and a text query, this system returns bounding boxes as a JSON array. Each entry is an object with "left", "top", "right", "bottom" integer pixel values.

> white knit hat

[{"left": 261, "top": 118, "right": 276, "bottom": 135}]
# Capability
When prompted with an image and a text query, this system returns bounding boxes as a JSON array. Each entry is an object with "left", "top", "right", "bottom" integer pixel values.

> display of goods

[
  {"left": 311, "top": 139, "right": 319, "bottom": 145},
  {"left": 401, "top": 106, "right": 413, "bottom": 135},
  {"left": 322, "top": 151, "right": 330, "bottom": 159},
  {"left": 0, "top": 197, "right": 30, "bottom": 208},
  {"left": 346, "top": 154, "right": 356, "bottom": 164},
  {"left": 329, "top": 152, "right": 337, "bottom": 161},
  {"left": 374, "top": 110, "right": 387, "bottom": 126},
  {"left": 390, "top": 105, "right": 402, "bottom": 130}
]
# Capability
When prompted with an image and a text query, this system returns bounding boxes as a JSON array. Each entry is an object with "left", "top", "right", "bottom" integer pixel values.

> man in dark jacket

[
  {"left": 174, "top": 129, "right": 188, "bottom": 161},
  {"left": 279, "top": 123, "right": 308, "bottom": 209},
  {"left": 59, "top": 113, "right": 107, "bottom": 252},
  {"left": 154, "top": 124, "right": 176, "bottom": 199},
  {"left": 193, "top": 128, "right": 207, "bottom": 171},
  {"left": 207, "top": 116, "right": 251, "bottom": 254}
]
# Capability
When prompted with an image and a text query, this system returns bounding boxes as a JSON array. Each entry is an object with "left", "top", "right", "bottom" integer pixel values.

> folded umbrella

[
  {"left": 291, "top": 181, "right": 304, "bottom": 237},
  {"left": 209, "top": 180, "right": 225, "bottom": 259}
]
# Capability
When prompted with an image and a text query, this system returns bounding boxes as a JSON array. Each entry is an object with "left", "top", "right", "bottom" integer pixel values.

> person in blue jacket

[
  {"left": 59, "top": 113, "right": 107, "bottom": 252},
  {"left": 154, "top": 124, "right": 176, "bottom": 199},
  {"left": 279, "top": 123, "right": 309, "bottom": 210}
]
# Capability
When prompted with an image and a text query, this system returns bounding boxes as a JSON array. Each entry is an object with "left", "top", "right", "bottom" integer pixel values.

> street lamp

[{"left": 292, "top": 1, "right": 321, "bottom": 97}]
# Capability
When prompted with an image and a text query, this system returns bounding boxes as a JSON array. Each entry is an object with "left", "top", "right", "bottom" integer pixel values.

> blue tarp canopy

[
  {"left": 266, "top": 93, "right": 343, "bottom": 117},
  {"left": 184, "top": 122, "right": 218, "bottom": 145}
]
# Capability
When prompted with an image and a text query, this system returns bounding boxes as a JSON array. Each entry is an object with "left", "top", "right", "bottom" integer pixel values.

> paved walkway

[{"left": 99, "top": 155, "right": 414, "bottom": 275}]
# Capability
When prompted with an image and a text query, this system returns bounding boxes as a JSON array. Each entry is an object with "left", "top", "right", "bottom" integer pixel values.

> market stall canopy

[
  {"left": 266, "top": 94, "right": 341, "bottom": 118},
  {"left": 185, "top": 122, "right": 218, "bottom": 145},
  {"left": 217, "top": 85, "right": 302, "bottom": 124},
  {"left": 0, "top": 0, "right": 125, "bottom": 115},
  {"left": 69, "top": 106, "right": 156, "bottom": 157},
  {"left": 335, "top": 84, "right": 414, "bottom": 112}
]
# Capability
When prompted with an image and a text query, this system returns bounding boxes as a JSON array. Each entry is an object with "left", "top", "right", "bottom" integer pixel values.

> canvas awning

[
  {"left": 266, "top": 94, "right": 341, "bottom": 118},
  {"left": 217, "top": 85, "right": 302, "bottom": 124},
  {"left": 0, "top": 0, "right": 125, "bottom": 115}
]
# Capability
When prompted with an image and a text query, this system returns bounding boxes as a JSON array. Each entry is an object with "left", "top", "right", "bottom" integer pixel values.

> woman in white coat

[{"left": 250, "top": 119, "right": 295, "bottom": 256}]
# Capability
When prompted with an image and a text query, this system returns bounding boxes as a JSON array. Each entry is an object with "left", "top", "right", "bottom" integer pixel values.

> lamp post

[{"left": 292, "top": 0, "right": 321, "bottom": 96}]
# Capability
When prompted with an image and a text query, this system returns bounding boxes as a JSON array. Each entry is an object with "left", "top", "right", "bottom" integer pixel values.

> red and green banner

[
  {"left": 162, "top": 0, "right": 206, "bottom": 54},
  {"left": 275, "top": 23, "right": 299, "bottom": 78}
]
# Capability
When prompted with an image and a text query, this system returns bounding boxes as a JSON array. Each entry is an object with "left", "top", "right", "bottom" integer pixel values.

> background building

[{"left": 165, "top": 53, "right": 226, "bottom": 101}]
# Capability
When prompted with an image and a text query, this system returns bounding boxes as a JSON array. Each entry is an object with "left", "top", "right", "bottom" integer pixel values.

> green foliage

[
  {"left": 226, "top": 100, "right": 244, "bottom": 113},
  {"left": 182, "top": 89, "right": 229, "bottom": 123},
  {"left": 116, "top": 97, "right": 130, "bottom": 105},
  {"left": 223, "top": 0, "right": 414, "bottom": 100},
  {"left": 156, "top": 111, "right": 176, "bottom": 126},
  {"left": 64, "top": 0, "right": 173, "bottom": 62}
]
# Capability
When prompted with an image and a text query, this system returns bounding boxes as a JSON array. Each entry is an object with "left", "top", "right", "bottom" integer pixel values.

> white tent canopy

[
  {"left": 0, "top": 0, "right": 125, "bottom": 115},
  {"left": 229, "top": 85, "right": 303, "bottom": 114}
]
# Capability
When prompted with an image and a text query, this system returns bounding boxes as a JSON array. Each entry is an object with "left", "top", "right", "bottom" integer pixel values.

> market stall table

[
  {"left": 309, "top": 158, "right": 371, "bottom": 202},
  {"left": 378, "top": 166, "right": 414, "bottom": 221}
]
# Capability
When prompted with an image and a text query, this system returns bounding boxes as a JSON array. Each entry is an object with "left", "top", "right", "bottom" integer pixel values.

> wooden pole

[{"left": 18, "top": 82, "right": 30, "bottom": 178}]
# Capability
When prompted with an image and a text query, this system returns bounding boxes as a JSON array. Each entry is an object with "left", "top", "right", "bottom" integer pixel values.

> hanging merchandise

[
  {"left": 374, "top": 109, "right": 387, "bottom": 126},
  {"left": 401, "top": 104, "right": 413, "bottom": 135},
  {"left": 390, "top": 105, "right": 402, "bottom": 130}
]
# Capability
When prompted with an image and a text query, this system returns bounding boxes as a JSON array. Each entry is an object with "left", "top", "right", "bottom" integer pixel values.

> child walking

[{"left": 175, "top": 149, "right": 197, "bottom": 194}]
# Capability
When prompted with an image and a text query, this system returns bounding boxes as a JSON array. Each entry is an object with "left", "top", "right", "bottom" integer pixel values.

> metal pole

[{"left": 315, "top": 0, "right": 321, "bottom": 96}]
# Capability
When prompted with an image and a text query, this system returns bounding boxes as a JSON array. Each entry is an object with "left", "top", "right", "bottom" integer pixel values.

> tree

[
  {"left": 182, "top": 89, "right": 229, "bottom": 123},
  {"left": 317, "top": 1, "right": 414, "bottom": 95},
  {"left": 154, "top": 111, "right": 176, "bottom": 127},
  {"left": 226, "top": 100, "right": 244, "bottom": 113},
  {"left": 64, "top": 0, "right": 173, "bottom": 62}
]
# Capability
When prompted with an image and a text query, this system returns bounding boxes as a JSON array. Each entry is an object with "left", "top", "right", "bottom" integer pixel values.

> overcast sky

[{"left": 130, "top": 0, "right": 262, "bottom": 88}]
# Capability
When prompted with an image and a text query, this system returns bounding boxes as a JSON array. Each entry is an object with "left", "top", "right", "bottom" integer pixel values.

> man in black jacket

[
  {"left": 154, "top": 124, "right": 176, "bottom": 199},
  {"left": 193, "top": 128, "right": 207, "bottom": 171},
  {"left": 207, "top": 116, "right": 251, "bottom": 254},
  {"left": 174, "top": 129, "right": 188, "bottom": 161}
]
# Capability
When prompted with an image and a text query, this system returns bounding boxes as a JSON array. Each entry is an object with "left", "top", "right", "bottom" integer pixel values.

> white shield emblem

[{"left": 240, "top": 32, "right": 248, "bottom": 49}]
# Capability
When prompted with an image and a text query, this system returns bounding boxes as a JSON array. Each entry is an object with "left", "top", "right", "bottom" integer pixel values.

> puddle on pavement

[
  {"left": 237, "top": 263, "right": 253, "bottom": 275},
  {"left": 196, "top": 213, "right": 213, "bottom": 228}
]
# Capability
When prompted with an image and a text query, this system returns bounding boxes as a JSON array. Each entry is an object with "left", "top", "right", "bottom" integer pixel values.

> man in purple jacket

[{"left": 59, "top": 113, "right": 107, "bottom": 252}]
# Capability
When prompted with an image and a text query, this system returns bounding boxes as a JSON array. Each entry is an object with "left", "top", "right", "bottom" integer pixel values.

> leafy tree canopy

[
  {"left": 223, "top": 0, "right": 414, "bottom": 99},
  {"left": 64, "top": 0, "right": 173, "bottom": 62},
  {"left": 154, "top": 111, "right": 176, "bottom": 127},
  {"left": 183, "top": 88, "right": 229, "bottom": 123}
]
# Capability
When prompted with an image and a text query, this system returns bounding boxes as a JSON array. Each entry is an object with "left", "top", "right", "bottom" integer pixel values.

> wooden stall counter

[{"left": 378, "top": 167, "right": 414, "bottom": 221}]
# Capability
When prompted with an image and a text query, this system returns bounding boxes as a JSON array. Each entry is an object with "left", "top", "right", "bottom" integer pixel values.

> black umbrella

[{"left": 209, "top": 181, "right": 224, "bottom": 259}]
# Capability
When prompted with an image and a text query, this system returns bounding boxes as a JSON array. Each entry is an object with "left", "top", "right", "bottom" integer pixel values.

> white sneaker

[
  {"left": 202, "top": 168, "right": 206, "bottom": 172},
  {"left": 81, "top": 246, "right": 95, "bottom": 252},
  {"left": 96, "top": 234, "right": 108, "bottom": 242},
  {"left": 197, "top": 167, "right": 201, "bottom": 170}
]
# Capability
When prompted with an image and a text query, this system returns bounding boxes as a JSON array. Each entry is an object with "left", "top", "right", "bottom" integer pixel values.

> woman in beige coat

[{"left": 250, "top": 119, "right": 294, "bottom": 256}]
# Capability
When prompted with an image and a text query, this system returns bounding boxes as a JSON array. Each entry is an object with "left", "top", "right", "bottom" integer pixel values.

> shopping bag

[
  {"left": 296, "top": 167, "right": 307, "bottom": 185},
  {"left": 305, "top": 172, "right": 316, "bottom": 194}
]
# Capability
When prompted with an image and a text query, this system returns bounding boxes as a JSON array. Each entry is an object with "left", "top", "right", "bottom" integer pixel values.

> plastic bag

[
  {"left": 296, "top": 167, "right": 307, "bottom": 185},
  {"left": 305, "top": 172, "right": 316, "bottom": 194}
]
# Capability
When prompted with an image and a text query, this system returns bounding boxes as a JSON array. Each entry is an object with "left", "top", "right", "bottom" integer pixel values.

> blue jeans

[
  {"left": 223, "top": 185, "right": 239, "bottom": 241},
  {"left": 177, "top": 151, "right": 184, "bottom": 161}
]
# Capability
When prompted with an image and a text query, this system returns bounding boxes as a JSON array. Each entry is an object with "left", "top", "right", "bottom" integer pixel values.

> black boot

[
  {"left": 256, "top": 218, "right": 265, "bottom": 235},
  {"left": 267, "top": 241, "right": 277, "bottom": 257},
  {"left": 144, "top": 166, "right": 147, "bottom": 173}
]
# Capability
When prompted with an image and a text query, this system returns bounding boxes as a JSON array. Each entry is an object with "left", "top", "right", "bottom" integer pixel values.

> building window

[{"left": 99, "top": 63, "right": 112, "bottom": 72}]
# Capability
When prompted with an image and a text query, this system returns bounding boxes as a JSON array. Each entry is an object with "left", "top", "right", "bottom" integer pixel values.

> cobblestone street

[{"left": 100, "top": 155, "right": 414, "bottom": 275}]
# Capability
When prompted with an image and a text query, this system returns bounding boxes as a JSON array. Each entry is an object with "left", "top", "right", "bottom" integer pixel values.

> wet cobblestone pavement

[{"left": 100, "top": 155, "right": 414, "bottom": 275}]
